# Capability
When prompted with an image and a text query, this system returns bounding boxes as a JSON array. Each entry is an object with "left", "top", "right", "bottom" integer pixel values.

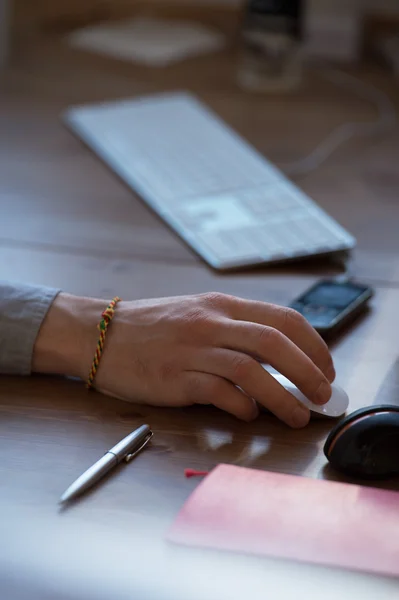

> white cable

[
  {"left": 333, "top": 253, "right": 354, "bottom": 282},
  {"left": 280, "top": 68, "right": 397, "bottom": 177}
]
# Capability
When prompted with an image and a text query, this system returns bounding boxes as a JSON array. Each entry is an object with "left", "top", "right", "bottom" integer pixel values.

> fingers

[
  {"left": 218, "top": 320, "right": 332, "bottom": 406},
  {"left": 183, "top": 371, "right": 259, "bottom": 422},
  {"left": 226, "top": 298, "right": 335, "bottom": 381},
  {"left": 188, "top": 348, "right": 310, "bottom": 428}
]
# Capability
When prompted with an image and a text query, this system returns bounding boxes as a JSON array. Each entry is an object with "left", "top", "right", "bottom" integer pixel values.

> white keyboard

[{"left": 64, "top": 92, "right": 356, "bottom": 270}]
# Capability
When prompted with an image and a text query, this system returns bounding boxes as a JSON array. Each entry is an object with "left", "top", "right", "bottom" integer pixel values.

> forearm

[
  {"left": 32, "top": 292, "right": 104, "bottom": 380},
  {"left": 0, "top": 281, "right": 104, "bottom": 379}
]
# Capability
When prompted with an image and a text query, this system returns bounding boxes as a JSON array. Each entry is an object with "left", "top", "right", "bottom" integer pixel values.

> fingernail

[
  {"left": 326, "top": 365, "right": 336, "bottom": 382},
  {"left": 316, "top": 381, "right": 332, "bottom": 405},
  {"left": 291, "top": 405, "right": 310, "bottom": 428}
]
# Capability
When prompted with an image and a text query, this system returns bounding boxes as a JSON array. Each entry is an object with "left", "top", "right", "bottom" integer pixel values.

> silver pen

[{"left": 59, "top": 424, "right": 153, "bottom": 504}]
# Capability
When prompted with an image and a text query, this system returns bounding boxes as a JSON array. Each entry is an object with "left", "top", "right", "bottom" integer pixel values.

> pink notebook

[{"left": 167, "top": 464, "right": 399, "bottom": 577}]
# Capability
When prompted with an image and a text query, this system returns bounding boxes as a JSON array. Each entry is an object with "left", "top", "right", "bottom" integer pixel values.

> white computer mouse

[{"left": 269, "top": 371, "right": 349, "bottom": 418}]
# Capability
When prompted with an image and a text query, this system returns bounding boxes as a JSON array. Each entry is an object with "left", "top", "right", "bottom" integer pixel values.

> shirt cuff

[{"left": 0, "top": 282, "right": 61, "bottom": 375}]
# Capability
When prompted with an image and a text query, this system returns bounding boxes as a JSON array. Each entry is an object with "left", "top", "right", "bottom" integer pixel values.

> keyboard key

[{"left": 197, "top": 230, "right": 261, "bottom": 263}]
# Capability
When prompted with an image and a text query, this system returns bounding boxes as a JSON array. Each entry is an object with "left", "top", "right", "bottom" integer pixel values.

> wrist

[{"left": 32, "top": 292, "right": 105, "bottom": 380}]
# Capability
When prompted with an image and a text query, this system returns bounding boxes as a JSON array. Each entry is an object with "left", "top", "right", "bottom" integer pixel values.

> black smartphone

[{"left": 289, "top": 279, "right": 374, "bottom": 338}]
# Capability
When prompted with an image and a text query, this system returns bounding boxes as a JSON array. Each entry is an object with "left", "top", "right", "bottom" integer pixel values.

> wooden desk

[{"left": 1, "top": 22, "right": 399, "bottom": 600}]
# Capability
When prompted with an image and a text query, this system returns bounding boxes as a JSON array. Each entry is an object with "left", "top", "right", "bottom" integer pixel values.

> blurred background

[
  {"left": 6, "top": 0, "right": 399, "bottom": 63},
  {"left": 7, "top": 0, "right": 399, "bottom": 72}
]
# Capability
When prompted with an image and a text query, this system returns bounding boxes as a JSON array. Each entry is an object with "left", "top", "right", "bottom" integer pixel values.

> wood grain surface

[{"left": 1, "top": 9, "right": 399, "bottom": 599}]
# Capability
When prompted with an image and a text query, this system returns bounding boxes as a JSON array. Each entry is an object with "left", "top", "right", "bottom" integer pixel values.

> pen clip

[{"left": 125, "top": 431, "right": 153, "bottom": 463}]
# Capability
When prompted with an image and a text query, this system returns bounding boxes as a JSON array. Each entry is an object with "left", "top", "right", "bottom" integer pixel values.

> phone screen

[
  {"left": 290, "top": 280, "right": 372, "bottom": 332},
  {"left": 299, "top": 281, "right": 367, "bottom": 310}
]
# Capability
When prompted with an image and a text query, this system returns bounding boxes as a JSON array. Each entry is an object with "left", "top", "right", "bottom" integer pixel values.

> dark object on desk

[
  {"left": 324, "top": 405, "right": 399, "bottom": 479},
  {"left": 290, "top": 279, "right": 374, "bottom": 339},
  {"left": 237, "top": 0, "right": 303, "bottom": 93}
]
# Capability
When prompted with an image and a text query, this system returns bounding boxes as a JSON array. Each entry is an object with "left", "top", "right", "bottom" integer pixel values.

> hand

[{"left": 33, "top": 292, "right": 335, "bottom": 428}]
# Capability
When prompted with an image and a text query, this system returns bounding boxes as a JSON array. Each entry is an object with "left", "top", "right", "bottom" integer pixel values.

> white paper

[{"left": 67, "top": 16, "right": 225, "bottom": 67}]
